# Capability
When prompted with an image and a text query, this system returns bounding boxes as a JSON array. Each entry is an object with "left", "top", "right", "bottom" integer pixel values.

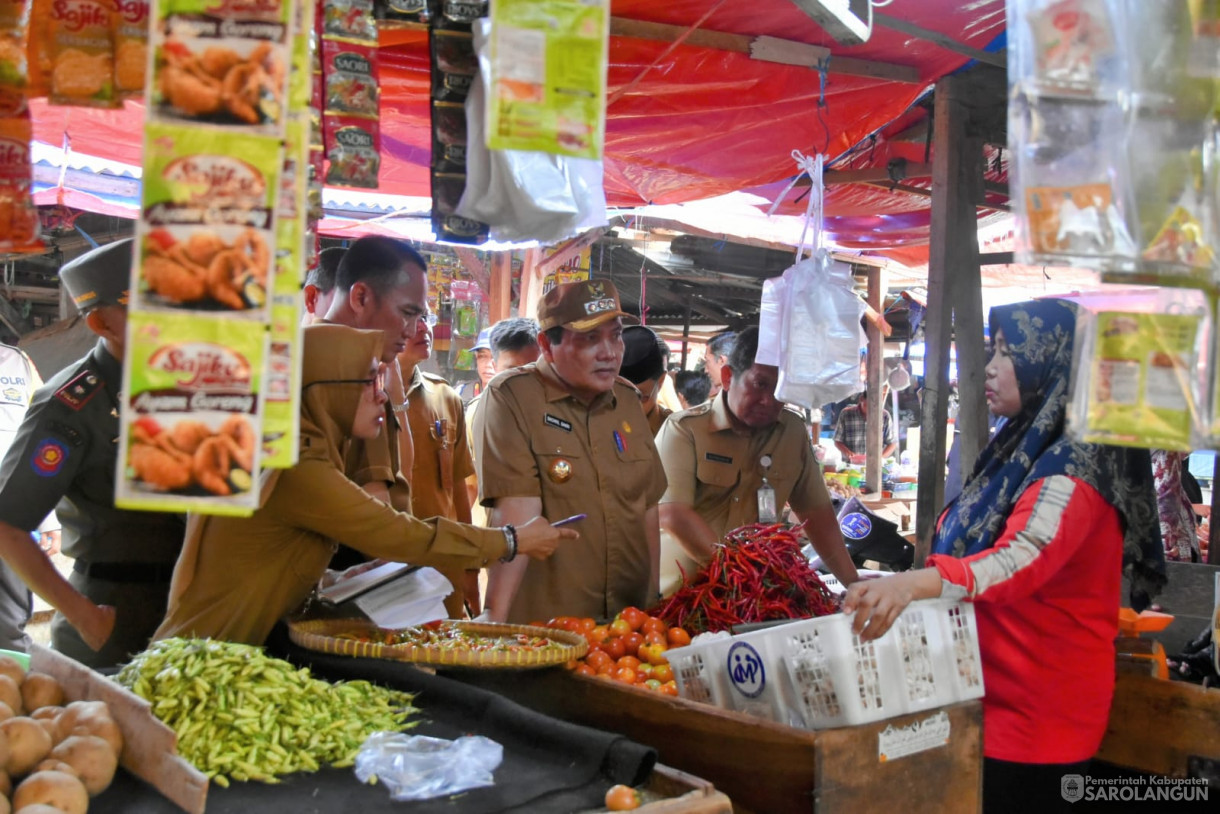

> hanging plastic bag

[
  {"left": 457, "top": 18, "right": 607, "bottom": 244},
  {"left": 354, "top": 732, "right": 504, "bottom": 801},
  {"left": 760, "top": 151, "right": 866, "bottom": 409}
]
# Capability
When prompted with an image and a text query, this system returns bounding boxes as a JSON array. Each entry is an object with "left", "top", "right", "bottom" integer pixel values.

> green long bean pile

[{"left": 116, "top": 638, "right": 417, "bottom": 786}]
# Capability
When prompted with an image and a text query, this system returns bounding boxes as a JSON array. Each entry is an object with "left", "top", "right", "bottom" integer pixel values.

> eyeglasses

[
  {"left": 424, "top": 311, "right": 439, "bottom": 327},
  {"left": 304, "top": 366, "right": 388, "bottom": 393}
]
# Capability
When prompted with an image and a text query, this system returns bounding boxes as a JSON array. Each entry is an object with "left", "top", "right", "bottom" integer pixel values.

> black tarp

[{"left": 90, "top": 640, "right": 655, "bottom": 813}]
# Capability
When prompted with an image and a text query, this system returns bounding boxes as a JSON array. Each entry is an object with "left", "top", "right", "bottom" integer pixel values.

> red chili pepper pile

[{"left": 648, "top": 523, "right": 839, "bottom": 634}]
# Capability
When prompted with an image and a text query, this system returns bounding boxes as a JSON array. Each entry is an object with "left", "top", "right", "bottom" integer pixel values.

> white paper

[{"left": 353, "top": 567, "right": 455, "bottom": 629}]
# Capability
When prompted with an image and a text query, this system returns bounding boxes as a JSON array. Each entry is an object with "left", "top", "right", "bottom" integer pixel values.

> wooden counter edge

[{"left": 1096, "top": 671, "right": 1220, "bottom": 777}]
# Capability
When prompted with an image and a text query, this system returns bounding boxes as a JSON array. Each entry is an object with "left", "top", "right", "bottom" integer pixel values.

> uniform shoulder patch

[
  {"left": 680, "top": 401, "right": 715, "bottom": 419},
  {"left": 30, "top": 438, "right": 69, "bottom": 477},
  {"left": 54, "top": 369, "right": 104, "bottom": 411}
]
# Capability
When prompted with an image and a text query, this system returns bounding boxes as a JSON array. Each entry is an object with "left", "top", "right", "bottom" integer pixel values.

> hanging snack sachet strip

[
  {"left": 117, "top": 312, "right": 266, "bottom": 515},
  {"left": 134, "top": 122, "right": 281, "bottom": 318},
  {"left": 149, "top": 0, "right": 292, "bottom": 134}
]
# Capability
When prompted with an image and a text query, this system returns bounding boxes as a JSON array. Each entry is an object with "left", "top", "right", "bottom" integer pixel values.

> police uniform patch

[
  {"left": 49, "top": 421, "right": 85, "bottom": 448},
  {"left": 31, "top": 439, "right": 68, "bottom": 477},
  {"left": 54, "top": 370, "right": 103, "bottom": 411}
]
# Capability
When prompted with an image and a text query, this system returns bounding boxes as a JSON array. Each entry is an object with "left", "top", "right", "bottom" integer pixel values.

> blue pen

[{"left": 552, "top": 513, "right": 586, "bottom": 527}]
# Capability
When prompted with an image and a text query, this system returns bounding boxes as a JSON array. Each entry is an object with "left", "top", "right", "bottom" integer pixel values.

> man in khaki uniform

[
  {"left": 657, "top": 327, "right": 858, "bottom": 596},
  {"left": 322, "top": 236, "right": 427, "bottom": 570},
  {"left": 395, "top": 313, "right": 479, "bottom": 616},
  {"left": 473, "top": 281, "right": 667, "bottom": 623}
]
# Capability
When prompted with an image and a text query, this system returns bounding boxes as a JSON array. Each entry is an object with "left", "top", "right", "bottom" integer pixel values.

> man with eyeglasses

[
  {"left": 656, "top": 326, "right": 859, "bottom": 596},
  {"left": 391, "top": 307, "right": 482, "bottom": 616},
  {"left": 321, "top": 236, "right": 430, "bottom": 569},
  {"left": 473, "top": 280, "right": 667, "bottom": 623},
  {"left": 619, "top": 325, "right": 672, "bottom": 436}
]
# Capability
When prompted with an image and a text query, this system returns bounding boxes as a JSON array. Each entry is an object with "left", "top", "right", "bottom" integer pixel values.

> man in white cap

[{"left": 473, "top": 280, "right": 667, "bottom": 623}]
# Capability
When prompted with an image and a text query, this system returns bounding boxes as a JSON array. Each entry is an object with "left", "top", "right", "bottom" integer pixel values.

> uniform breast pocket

[
  {"left": 695, "top": 456, "right": 741, "bottom": 491},
  {"left": 614, "top": 441, "right": 660, "bottom": 505}
]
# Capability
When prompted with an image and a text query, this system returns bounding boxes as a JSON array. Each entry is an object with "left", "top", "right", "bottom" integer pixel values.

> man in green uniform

[
  {"left": 473, "top": 281, "right": 667, "bottom": 623},
  {"left": 656, "top": 327, "right": 858, "bottom": 596},
  {"left": 0, "top": 239, "right": 186, "bottom": 667}
]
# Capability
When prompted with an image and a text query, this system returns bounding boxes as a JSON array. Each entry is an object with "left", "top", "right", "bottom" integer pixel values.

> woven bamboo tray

[{"left": 288, "top": 618, "right": 589, "bottom": 669}]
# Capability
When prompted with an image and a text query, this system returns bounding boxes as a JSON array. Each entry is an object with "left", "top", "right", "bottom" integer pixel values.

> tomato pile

[{"left": 539, "top": 607, "right": 693, "bottom": 694}]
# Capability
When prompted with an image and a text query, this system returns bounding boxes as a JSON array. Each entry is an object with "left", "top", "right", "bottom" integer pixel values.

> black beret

[{"left": 60, "top": 239, "right": 132, "bottom": 311}]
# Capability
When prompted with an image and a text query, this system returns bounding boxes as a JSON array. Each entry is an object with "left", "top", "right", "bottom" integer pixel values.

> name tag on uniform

[
  {"left": 705, "top": 452, "right": 733, "bottom": 464},
  {"left": 544, "top": 414, "right": 572, "bottom": 432}
]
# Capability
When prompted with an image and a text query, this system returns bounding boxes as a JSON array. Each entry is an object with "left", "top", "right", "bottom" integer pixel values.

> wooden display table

[
  {"left": 458, "top": 669, "right": 982, "bottom": 814},
  {"left": 1097, "top": 671, "right": 1220, "bottom": 777}
]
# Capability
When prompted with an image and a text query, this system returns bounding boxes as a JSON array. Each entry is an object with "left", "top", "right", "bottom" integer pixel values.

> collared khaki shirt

[
  {"left": 656, "top": 393, "right": 830, "bottom": 593},
  {"left": 404, "top": 366, "right": 473, "bottom": 521},
  {"left": 473, "top": 358, "right": 667, "bottom": 623}
]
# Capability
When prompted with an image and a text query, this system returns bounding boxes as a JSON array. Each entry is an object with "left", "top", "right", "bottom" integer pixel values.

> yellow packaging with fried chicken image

[{"left": 116, "top": 311, "right": 266, "bottom": 515}]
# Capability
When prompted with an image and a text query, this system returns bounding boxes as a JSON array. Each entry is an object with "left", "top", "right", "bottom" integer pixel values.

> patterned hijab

[{"left": 931, "top": 299, "right": 1165, "bottom": 604}]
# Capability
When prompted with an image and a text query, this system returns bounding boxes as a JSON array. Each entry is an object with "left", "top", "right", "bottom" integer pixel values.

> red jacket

[{"left": 929, "top": 475, "right": 1121, "bottom": 763}]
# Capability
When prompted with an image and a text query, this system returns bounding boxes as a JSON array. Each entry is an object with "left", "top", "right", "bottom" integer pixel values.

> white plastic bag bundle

[
  {"left": 457, "top": 19, "right": 607, "bottom": 244},
  {"left": 759, "top": 152, "right": 866, "bottom": 409},
  {"left": 355, "top": 732, "right": 504, "bottom": 801}
]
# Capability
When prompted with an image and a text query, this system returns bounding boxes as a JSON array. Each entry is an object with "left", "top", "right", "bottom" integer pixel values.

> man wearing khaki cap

[
  {"left": 0, "top": 239, "right": 185, "bottom": 667},
  {"left": 473, "top": 280, "right": 667, "bottom": 623}
]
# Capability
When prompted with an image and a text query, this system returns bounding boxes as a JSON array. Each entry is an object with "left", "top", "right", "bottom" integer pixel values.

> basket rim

[{"left": 287, "top": 618, "right": 589, "bottom": 669}]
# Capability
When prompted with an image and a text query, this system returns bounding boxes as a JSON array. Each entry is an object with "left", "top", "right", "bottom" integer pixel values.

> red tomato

[
  {"left": 608, "top": 618, "right": 632, "bottom": 638},
  {"left": 618, "top": 606, "right": 647, "bottom": 631},
  {"left": 666, "top": 627, "right": 692, "bottom": 647},
  {"left": 614, "top": 666, "right": 638, "bottom": 685},
  {"left": 605, "top": 784, "right": 641, "bottom": 811},
  {"left": 641, "top": 616, "right": 666, "bottom": 636},
  {"left": 643, "top": 630, "right": 667, "bottom": 646},
  {"left": 574, "top": 663, "right": 597, "bottom": 677},
  {"left": 596, "top": 659, "right": 616, "bottom": 676},
  {"left": 652, "top": 663, "right": 674, "bottom": 683},
  {"left": 564, "top": 659, "right": 579, "bottom": 671},
  {"left": 578, "top": 617, "right": 597, "bottom": 632},
  {"left": 621, "top": 632, "right": 644, "bottom": 657},
  {"left": 603, "top": 637, "right": 627, "bottom": 660},
  {"left": 616, "top": 655, "right": 641, "bottom": 672},
  {"left": 585, "top": 626, "right": 609, "bottom": 648},
  {"left": 636, "top": 662, "right": 655, "bottom": 680},
  {"left": 586, "top": 650, "right": 613, "bottom": 672},
  {"left": 659, "top": 681, "right": 679, "bottom": 696}
]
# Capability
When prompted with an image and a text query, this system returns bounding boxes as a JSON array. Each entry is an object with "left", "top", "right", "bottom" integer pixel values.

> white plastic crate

[
  {"left": 720, "top": 627, "right": 805, "bottom": 729},
  {"left": 666, "top": 632, "right": 733, "bottom": 708},
  {"left": 773, "top": 599, "right": 985, "bottom": 729}
]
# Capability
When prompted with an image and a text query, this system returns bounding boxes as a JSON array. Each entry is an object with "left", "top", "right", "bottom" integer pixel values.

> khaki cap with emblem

[
  {"left": 59, "top": 238, "right": 132, "bottom": 312},
  {"left": 537, "top": 279, "right": 636, "bottom": 333}
]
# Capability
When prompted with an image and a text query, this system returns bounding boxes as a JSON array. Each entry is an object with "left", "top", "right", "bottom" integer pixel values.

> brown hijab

[{"left": 299, "top": 323, "right": 385, "bottom": 469}]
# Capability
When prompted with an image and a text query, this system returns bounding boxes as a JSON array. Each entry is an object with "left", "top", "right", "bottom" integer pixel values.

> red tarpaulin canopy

[{"left": 31, "top": 0, "right": 1007, "bottom": 254}]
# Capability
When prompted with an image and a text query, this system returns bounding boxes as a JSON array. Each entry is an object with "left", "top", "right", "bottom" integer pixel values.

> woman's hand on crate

[{"left": 842, "top": 568, "right": 942, "bottom": 641}]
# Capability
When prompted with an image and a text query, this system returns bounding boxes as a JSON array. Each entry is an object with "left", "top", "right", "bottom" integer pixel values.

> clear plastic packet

[
  {"left": 1011, "top": 0, "right": 1126, "bottom": 97},
  {"left": 1067, "top": 289, "right": 1211, "bottom": 452},
  {"left": 354, "top": 732, "right": 503, "bottom": 802},
  {"left": 1010, "top": 93, "right": 1139, "bottom": 270}
]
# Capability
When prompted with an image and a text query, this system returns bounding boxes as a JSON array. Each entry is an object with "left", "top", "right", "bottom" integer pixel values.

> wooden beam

[
  {"left": 873, "top": 12, "right": 1006, "bottom": 68},
  {"left": 865, "top": 266, "right": 884, "bottom": 493},
  {"left": 609, "top": 17, "right": 920, "bottom": 84},
  {"left": 824, "top": 163, "right": 931, "bottom": 185},
  {"left": 860, "top": 180, "right": 1012, "bottom": 214},
  {"left": 915, "top": 75, "right": 969, "bottom": 559},
  {"left": 488, "top": 252, "right": 513, "bottom": 324},
  {"left": 978, "top": 252, "right": 1014, "bottom": 266},
  {"left": 0, "top": 296, "right": 33, "bottom": 336},
  {"left": 517, "top": 247, "right": 542, "bottom": 320},
  {"left": 1, "top": 285, "right": 59, "bottom": 303},
  {"left": 950, "top": 137, "right": 987, "bottom": 503},
  {"left": 452, "top": 247, "right": 490, "bottom": 299},
  {"left": 536, "top": 228, "right": 607, "bottom": 277}
]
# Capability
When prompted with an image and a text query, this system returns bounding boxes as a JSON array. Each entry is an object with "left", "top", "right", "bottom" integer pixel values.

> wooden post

[
  {"left": 950, "top": 138, "right": 986, "bottom": 493},
  {"left": 488, "top": 251, "right": 513, "bottom": 324},
  {"left": 915, "top": 75, "right": 981, "bottom": 561},
  {"left": 681, "top": 303, "right": 692, "bottom": 369},
  {"left": 516, "top": 248, "right": 541, "bottom": 319},
  {"left": 865, "top": 266, "right": 884, "bottom": 493}
]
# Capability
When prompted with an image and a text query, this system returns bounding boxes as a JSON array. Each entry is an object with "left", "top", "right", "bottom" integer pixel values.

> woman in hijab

[
  {"left": 157, "top": 324, "right": 576, "bottom": 646},
  {"left": 843, "top": 299, "right": 1163, "bottom": 814}
]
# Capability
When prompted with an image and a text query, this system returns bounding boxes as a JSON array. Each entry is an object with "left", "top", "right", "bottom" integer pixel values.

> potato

[
  {"left": 0, "top": 656, "right": 25, "bottom": 686},
  {"left": 0, "top": 792, "right": 8, "bottom": 814},
  {"left": 33, "top": 720, "right": 58, "bottom": 748},
  {"left": 56, "top": 703, "right": 121, "bottom": 759},
  {"left": 18, "top": 677, "right": 62, "bottom": 715},
  {"left": 0, "top": 701, "right": 14, "bottom": 724},
  {"left": 50, "top": 736, "right": 115, "bottom": 796},
  {"left": 0, "top": 768, "right": 9, "bottom": 795},
  {"left": 0, "top": 677, "right": 21, "bottom": 717},
  {"left": 16, "top": 806, "right": 67, "bottom": 814},
  {"left": 12, "top": 770, "right": 88, "bottom": 814},
  {"left": 0, "top": 718, "right": 51, "bottom": 777},
  {"left": 32, "top": 760, "right": 75, "bottom": 778}
]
